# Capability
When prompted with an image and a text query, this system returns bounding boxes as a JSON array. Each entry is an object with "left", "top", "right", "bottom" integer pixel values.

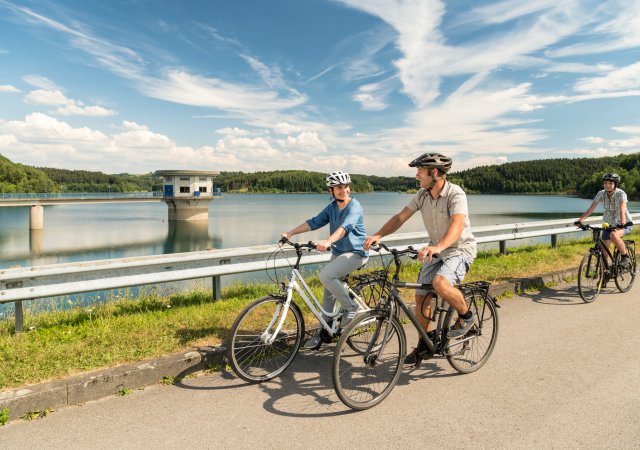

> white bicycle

[{"left": 226, "top": 237, "right": 389, "bottom": 382}]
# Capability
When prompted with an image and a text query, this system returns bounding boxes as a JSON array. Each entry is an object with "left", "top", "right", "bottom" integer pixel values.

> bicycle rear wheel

[
  {"left": 578, "top": 251, "right": 603, "bottom": 303},
  {"left": 333, "top": 311, "right": 405, "bottom": 410},
  {"left": 614, "top": 244, "right": 636, "bottom": 293},
  {"left": 350, "top": 274, "right": 391, "bottom": 309},
  {"left": 227, "top": 295, "right": 304, "bottom": 383},
  {"left": 444, "top": 293, "right": 499, "bottom": 374}
]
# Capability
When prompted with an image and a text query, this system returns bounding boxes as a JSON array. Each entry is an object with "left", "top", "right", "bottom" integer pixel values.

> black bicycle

[
  {"left": 575, "top": 221, "right": 636, "bottom": 302},
  {"left": 332, "top": 243, "right": 499, "bottom": 410}
]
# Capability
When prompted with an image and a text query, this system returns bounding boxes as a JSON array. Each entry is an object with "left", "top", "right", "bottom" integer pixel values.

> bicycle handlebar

[
  {"left": 574, "top": 221, "right": 633, "bottom": 231},
  {"left": 277, "top": 236, "right": 327, "bottom": 252},
  {"left": 371, "top": 242, "right": 418, "bottom": 258}
]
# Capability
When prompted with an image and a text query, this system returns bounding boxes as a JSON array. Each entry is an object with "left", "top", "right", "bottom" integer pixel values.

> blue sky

[{"left": 1, "top": 0, "right": 639, "bottom": 176}]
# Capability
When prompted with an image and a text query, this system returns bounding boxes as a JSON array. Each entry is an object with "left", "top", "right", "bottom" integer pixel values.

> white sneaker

[
  {"left": 304, "top": 332, "right": 322, "bottom": 350},
  {"left": 340, "top": 309, "right": 358, "bottom": 328}
]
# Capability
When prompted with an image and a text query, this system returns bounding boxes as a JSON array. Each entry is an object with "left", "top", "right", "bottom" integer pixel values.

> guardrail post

[
  {"left": 499, "top": 240, "right": 507, "bottom": 255},
  {"left": 551, "top": 234, "right": 558, "bottom": 249},
  {"left": 212, "top": 276, "right": 221, "bottom": 301},
  {"left": 15, "top": 301, "right": 24, "bottom": 333}
]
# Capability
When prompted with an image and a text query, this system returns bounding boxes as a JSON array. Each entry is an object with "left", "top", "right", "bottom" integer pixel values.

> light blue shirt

[{"left": 306, "top": 198, "right": 367, "bottom": 257}]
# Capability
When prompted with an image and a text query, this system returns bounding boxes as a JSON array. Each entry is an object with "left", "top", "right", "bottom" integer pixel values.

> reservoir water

[{"left": 1, "top": 193, "right": 638, "bottom": 315}]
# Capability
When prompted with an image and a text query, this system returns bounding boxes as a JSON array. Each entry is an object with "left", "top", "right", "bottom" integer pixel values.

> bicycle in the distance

[
  {"left": 574, "top": 221, "right": 636, "bottom": 302},
  {"left": 332, "top": 243, "right": 499, "bottom": 410},
  {"left": 226, "top": 237, "right": 389, "bottom": 383}
]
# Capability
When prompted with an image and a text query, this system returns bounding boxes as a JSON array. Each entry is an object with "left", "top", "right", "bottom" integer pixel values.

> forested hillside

[
  {"left": 214, "top": 170, "right": 376, "bottom": 193},
  {"left": 0, "top": 154, "right": 57, "bottom": 193},
  {"left": 1, "top": 152, "right": 638, "bottom": 200},
  {"left": 40, "top": 167, "right": 159, "bottom": 193},
  {"left": 449, "top": 153, "right": 640, "bottom": 200}
]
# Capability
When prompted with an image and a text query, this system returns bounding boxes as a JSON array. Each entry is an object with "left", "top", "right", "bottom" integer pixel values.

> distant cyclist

[
  {"left": 575, "top": 172, "right": 633, "bottom": 267},
  {"left": 281, "top": 171, "right": 368, "bottom": 350},
  {"left": 364, "top": 152, "right": 477, "bottom": 366}
]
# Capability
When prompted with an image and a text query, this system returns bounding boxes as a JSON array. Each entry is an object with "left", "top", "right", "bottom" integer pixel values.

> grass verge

[{"left": 1, "top": 230, "right": 637, "bottom": 390}]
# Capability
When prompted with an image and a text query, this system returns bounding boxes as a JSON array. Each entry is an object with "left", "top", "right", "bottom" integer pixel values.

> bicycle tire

[
  {"left": 227, "top": 295, "right": 304, "bottom": 383},
  {"left": 332, "top": 311, "right": 405, "bottom": 410},
  {"left": 346, "top": 279, "right": 395, "bottom": 354},
  {"left": 444, "top": 294, "right": 499, "bottom": 374},
  {"left": 350, "top": 276, "right": 392, "bottom": 309},
  {"left": 614, "top": 244, "right": 636, "bottom": 293},
  {"left": 578, "top": 251, "right": 603, "bottom": 303}
]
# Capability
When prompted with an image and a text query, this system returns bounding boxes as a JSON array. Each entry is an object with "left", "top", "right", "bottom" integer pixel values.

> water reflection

[
  {"left": 164, "top": 221, "right": 222, "bottom": 253},
  {"left": 29, "top": 229, "right": 44, "bottom": 255}
]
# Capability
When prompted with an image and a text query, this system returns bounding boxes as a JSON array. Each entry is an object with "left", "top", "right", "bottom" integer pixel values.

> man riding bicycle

[
  {"left": 282, "top": 171, "right": 368, "bottom": 350},
  {"left": 575, "top": 172, "right": 633, "bottom": 268},
  {"left": 364, "top": 153, "right": 477, "bottom": 365}
]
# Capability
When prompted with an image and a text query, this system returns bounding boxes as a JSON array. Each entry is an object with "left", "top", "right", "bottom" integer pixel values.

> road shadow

[
  {"left": 175, "top": 339, "right": 466, "bottom": 418},
  {"left": 519, "top": 283, "right": 618, "bottom": 306}
]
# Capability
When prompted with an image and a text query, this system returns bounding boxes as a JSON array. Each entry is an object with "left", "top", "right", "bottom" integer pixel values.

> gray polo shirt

[{"left": 406, "top": 181, "right": 477, "bottom": 260}]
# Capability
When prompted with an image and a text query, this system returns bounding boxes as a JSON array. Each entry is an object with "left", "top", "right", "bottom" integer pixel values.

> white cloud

[
  {"left": 24, "top": 89, "right": 116, "bottom": 117},
  {"left": 140, "top": 70, "right": 306, "bottom": 112},
  {"left": 461, "top": 0, "right": 560, "bottom": 26},
  {"left": 0, "top": 85, "right": 20, "bottom": 93},
  {"left": 578, "top": 125, "right": 640, "bottom": 154},
  {"left": 574, "top": 62, "right": 640, "bottom": 93},
  {"left": 454, "top": 155, "right": 509, "bottom": 171},
  {"left": 352, "top": 82, "right": 388, "bottom": 111},
  {"left": 549, "top": 1, "right": 640, "bottom": 57},
  {"left": 22, "top": 75, "right": 58, "bottom": 90},
  {"left": 271, "top": 122, "right": 304, "bottom": 135},
  {"left": 215, "top": 127, "right": 253, "bottom": 136},
  {"left": 582, "top": 136, "right": 605, "bottom": 144},
  {"left": 612, "top": 125, "right": 640, "bottom": 134},
  {"left": 0, "top": 134, "right": 18, "bottom": 146},
  {"left": 1, "top": 112, "right": 108, "bottom": 142}
]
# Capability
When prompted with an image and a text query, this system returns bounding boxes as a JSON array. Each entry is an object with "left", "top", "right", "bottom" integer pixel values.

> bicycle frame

[
  {"left": 374, "top": 281, "right": 479, "bottom": 358},
  {"left": 586, "top": 228, "right": 621, "bottom": 278},
  {"left": 367, "top": 244, "right": 488, "bottom": 358},
  {"left": 265, "top": 241, "right": 370, "bottom": 345}
]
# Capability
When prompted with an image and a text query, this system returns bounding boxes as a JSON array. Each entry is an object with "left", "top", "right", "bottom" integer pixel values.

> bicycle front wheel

[
  {"left": 227, "top": 295, "right": 304, "bottom": 383},
  {"left": 333, "top": 311, "right": 405, "bottom": 410},
  {"left": 444, "top": 294, "right": 499, "bottom": 374},
  {"left": 614, "top": 245, "right": 636, "bottom": 293},
  {"left": 347, "top": 280, "right": 396, "bottom": 354},
  {"left": 578, "top": 252, "right": 603, "bottom": 303}
]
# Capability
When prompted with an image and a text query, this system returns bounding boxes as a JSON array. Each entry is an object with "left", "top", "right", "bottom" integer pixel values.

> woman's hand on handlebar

[{"left": 315, "top": 239, "right": 332, "bottom": 252}]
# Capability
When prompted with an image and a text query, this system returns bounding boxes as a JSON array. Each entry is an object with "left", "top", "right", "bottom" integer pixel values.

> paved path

[{"left": 2, "top": 279, "right": 639, "bottom": 449}]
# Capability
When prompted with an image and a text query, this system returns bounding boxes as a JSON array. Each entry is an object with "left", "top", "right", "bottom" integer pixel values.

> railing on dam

[
  {"left": 1, "top": 214, "right": 638, "bottom": 331},
  {"left": 0, "top": 191, "right": 162, "bottom": 200}
]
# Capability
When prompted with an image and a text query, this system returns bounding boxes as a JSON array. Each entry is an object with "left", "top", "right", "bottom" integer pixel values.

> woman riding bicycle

[
  {"left": 575, "top": 172, "right": 633, "bottom": 267},
  {"left": 281, "top": 171, "right": 368, "bottom": 350}
]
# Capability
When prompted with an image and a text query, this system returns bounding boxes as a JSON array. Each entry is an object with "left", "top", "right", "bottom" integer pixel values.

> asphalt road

[{"left": 2, "top": 279, "right": 639, "bottom": 449}]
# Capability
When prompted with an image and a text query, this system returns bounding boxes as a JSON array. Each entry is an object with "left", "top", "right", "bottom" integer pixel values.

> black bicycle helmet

[
  {"left": 602, "top": 172, "right": 621, "bottom": 185},
  {"left": 408, "top": 152, "right": 453, "bottom": 173}
]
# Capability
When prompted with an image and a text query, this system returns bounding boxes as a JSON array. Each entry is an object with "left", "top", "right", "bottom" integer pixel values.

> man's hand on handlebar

[
  {"left": 364, "top": 235, "right": 381, "bottom": 251},
  {"left": 418, "top": 244, "right": 440, "bottom": 263}
]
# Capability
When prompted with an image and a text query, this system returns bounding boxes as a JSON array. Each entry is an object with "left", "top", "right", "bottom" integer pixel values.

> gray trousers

[{"left": 319, "top": 252, "right": 368, "bottom": 320}]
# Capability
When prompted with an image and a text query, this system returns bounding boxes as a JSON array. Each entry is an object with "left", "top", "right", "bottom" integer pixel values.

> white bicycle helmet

[{"left": 326, "top": 171, "right": 351, "bottom": 187}]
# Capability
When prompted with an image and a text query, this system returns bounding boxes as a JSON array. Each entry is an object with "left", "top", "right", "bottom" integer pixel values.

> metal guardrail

[
  {"left": 0, "top": 192, "right": 161, "bottom": 200},
  {"left": 1, "top": 214, "right": 638, "bottom": 331}
]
